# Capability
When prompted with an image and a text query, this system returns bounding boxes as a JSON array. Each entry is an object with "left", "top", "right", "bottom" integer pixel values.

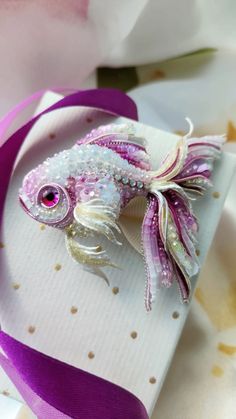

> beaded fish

[{"left": 19, "top": 123, "right": 224, "bottom": 310}]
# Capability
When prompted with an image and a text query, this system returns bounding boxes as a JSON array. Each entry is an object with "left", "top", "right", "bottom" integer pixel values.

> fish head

[{"left": 19, "top": 154, "right": 75, "bottom": 229}]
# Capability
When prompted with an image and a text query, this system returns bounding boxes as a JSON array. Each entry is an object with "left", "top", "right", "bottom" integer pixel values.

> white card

[{"left": 0, "top": 92, "right": 235, "bottom": 416}]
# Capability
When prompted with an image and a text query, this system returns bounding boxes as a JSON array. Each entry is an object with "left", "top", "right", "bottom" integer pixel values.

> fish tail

[{"left": 142, "top": 124, "right": 225, "bottom": 310}]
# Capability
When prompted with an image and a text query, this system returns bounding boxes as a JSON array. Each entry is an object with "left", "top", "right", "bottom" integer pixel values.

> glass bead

[
  {"left": 129, "top": 179, "right": 137, "bottom": 187},
  {"left": 122, "top": 177, "right": 129, "bottom": 185},
  {"left": 137, "top": 181, "right": 144, "bottom": 189}
]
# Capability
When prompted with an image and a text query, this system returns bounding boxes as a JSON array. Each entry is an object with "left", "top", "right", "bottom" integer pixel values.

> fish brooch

[{"left": 19, "top": 123, "right": 224, "bottom": 310}]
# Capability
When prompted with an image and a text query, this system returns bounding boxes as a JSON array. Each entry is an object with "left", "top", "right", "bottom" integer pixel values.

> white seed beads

[{"left": 21, "top": 143, "right": 152, "bottom": 225}]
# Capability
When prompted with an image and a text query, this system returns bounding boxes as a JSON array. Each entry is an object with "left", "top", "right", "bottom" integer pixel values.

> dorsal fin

[{"left": 76, "top": 123, "right": 151, "bottom": 171}]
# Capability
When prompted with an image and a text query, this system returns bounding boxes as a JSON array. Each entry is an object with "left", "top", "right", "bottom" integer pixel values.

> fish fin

[
  {"left": 141, "top": 194, "right": 176, "bottom": 311},
  {"left": 65, "top": 234, "right": 117, "bottom": 268},
  {"left": 83, "top": 265, "right": 110, "bottom": 286},
  {"left": 142, "top": 191, "right": 199, "bottom": 310},
  {"left": 76, "top": 123, "right": 151, "bottom": 171},
  {"left": 73, "top": 199, "right": 122, "bottom": 245},
  {"left": 173, "top": 134, "right": 225, "bottom": 193},
  {"left": 149, "top": 132, "right": 224, "bottom": 194}
]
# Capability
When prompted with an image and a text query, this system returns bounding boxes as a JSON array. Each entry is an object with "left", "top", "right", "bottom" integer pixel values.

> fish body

[{"left": 19, "top": 123, "right": 224, "bottom": 310}]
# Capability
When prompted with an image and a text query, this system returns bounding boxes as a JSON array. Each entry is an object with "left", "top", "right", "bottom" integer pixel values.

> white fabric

[{"left": 0, "top": 92, "right": 235, "bottom": 417}]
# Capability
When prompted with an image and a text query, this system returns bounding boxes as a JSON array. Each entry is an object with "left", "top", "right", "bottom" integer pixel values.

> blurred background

[{"left": 0, "top": 1, "right": 236, "bottom": 418}]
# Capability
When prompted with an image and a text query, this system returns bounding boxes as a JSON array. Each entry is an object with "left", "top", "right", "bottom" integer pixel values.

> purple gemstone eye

[{"left": 38, "top": 185, "right": 60, "bottom": 208}]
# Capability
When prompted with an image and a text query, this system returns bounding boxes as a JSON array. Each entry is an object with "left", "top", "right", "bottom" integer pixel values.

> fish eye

[{"left": 38, "top": 185, "right": 61, "bottom": 208}]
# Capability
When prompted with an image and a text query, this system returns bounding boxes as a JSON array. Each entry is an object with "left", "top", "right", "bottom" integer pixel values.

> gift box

[{"left": 0, "top": 91, "right": 235, "bottom": 418}]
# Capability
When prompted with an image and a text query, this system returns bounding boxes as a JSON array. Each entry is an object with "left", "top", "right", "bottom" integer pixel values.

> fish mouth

[
  {"left": 19, "top": 196, "right": 29, "bottom": 213},
  {"left": 19, "top": 193, "right": 37, "bottom": 220}
]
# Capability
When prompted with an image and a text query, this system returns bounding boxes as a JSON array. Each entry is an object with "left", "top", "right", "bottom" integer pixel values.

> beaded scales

[{"left": 19, "top": 123, "right": 224, "bottom": 310}]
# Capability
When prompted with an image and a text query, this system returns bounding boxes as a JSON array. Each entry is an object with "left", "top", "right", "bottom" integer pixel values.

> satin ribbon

[
  {"left": 0, "top": 332, "right": 148, "bottom": 419},
  {"left": 0, "top": 88, "right": 149, "bottom": 418}
]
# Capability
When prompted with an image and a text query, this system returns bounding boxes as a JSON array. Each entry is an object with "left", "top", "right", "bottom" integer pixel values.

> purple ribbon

[
  {"left": 0, "top": 332, "right": 148, "bottom": 419},
  {"left": 0, "top": 89, "right": 149, "bottom": 418}
]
